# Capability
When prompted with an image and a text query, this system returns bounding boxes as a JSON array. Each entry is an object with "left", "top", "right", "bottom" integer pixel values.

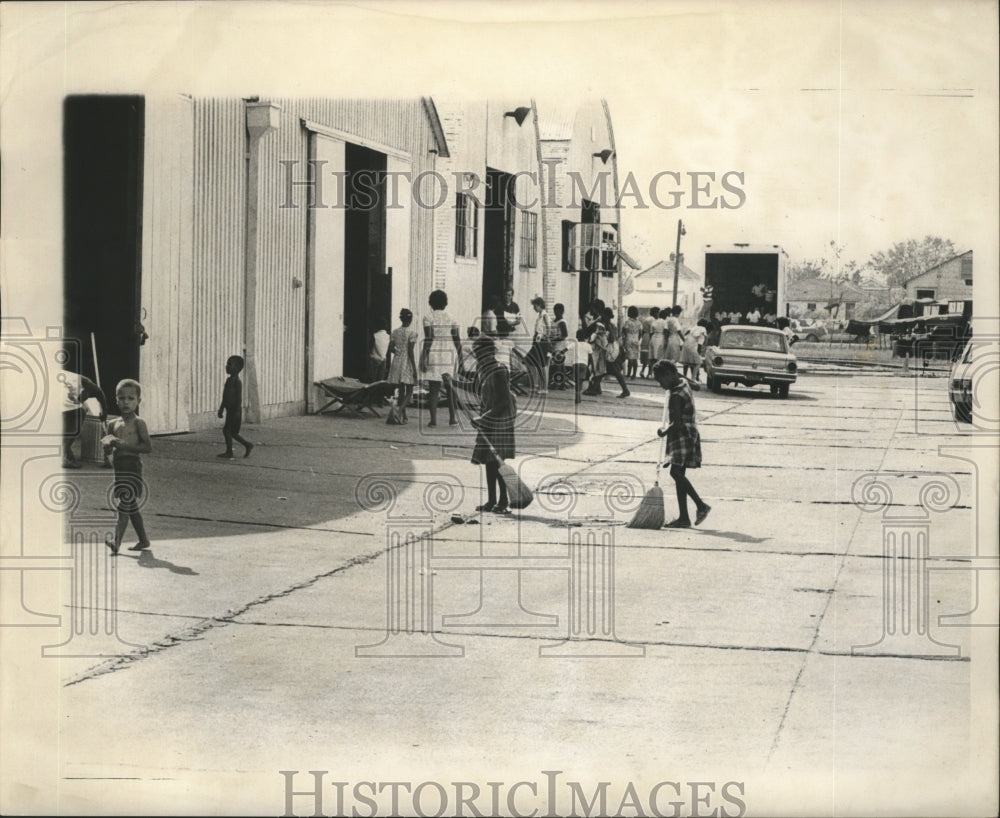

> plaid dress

[{"left": 665, "top": 381, "right": 702, "bottom": 468}]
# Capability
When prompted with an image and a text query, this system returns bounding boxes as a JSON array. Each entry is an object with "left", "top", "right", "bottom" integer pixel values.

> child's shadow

[{"left": 135, "top": 549, "right": 199, "bottom": 576}]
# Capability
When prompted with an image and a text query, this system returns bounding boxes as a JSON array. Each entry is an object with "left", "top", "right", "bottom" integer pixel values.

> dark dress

[
  {"left": 665, "top": 381, "right": 702, "bottom": 468},
  {"left": 471, "top": 362, "right": 516, "bottom": 464}
]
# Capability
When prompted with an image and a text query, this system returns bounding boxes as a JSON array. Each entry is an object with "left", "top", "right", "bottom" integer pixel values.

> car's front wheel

[
  {"left": 806, "top": 333, "right": 818, "bottom": 342},
  {"left": 707, "top": 375, "right": 721, "bottom": 393},
  {"left": 777, "top": 384, "right": 789, "bottom": 399},
  {"left": 953, "top": 403, "right": 972, "bottom": 423}
]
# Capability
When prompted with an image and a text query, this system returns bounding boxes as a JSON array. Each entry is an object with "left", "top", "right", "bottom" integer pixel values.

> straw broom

[
  {"left": 477, "top": 428, "right": 533, "bottom": 510},
  {"left": 461, "top": 393, "right": 533, "bottom": 510},
  {"left": 628, "top": 390, "right": 670, "bottom": 529}
]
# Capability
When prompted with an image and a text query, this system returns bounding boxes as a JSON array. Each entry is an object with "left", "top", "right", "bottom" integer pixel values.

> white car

[
  {"left": 948, "top": 340, "right": 975, "bottom": 423},
  {"left": 704, "top": 325, "right": 798, "bottom": 398},
  {"left": 788, "top": 319, "right": 829, "bottom": 343}
]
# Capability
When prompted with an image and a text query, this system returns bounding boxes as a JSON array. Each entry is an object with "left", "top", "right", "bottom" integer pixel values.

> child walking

[
  {"left": 218, "top": 355, "right": 254, "bottom": 459},
  {"left": 654, "top": 360, "right": 711, "bottom": 528},
  {"left": 103, "top": 379, "right": 152, "bottom": 555},
  {"left": 385, "top": 308, "right": 418, "bottom": 423},
  {"left": 622, "top": 306, "right": 643, "bottom": 379},
  {"left": 470, "top": 337, "right": 516, "bottom": 514},
  {"left": 679, "top": 320, "right": 705, "bottom": 382}
]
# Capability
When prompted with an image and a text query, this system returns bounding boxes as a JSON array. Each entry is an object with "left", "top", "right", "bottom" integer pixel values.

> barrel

[{"left": 79, "top": 414, "right": 108, "bottom": 464}]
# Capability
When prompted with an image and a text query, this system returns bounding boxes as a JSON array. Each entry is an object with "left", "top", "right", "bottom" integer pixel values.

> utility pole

[{"left": 671, "top": 219, "right": 686, "bottom": 309}]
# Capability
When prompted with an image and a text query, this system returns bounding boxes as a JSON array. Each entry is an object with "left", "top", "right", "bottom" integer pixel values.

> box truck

[{"left": 703, "top": 244, "right": 788, "bottom": 321}]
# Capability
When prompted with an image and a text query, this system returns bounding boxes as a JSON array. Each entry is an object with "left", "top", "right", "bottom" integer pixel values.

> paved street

[{"left": 6, "top": 370, "right": 993, "bottom": 816}]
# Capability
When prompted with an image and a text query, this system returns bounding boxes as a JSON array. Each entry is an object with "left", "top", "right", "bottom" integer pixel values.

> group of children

[
  {"left": 620, "top": 306, "right": 712, "bottom": 385},
  {"left": 91, "top": 295, "right": 711, "bottom": 551}
]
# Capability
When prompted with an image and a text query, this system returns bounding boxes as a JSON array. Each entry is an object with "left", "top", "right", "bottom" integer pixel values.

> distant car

[
  {"left": 703, "top": 325, "right": 798, "bottom": 397},
  {"left": 895, "top": 322, "right": 970, "bottom": 362},
  {"left": 788, "top": 319, "right": 829, "bottom": 343},
  {"left": 948, "top": 340, "right": 975, "bottom": 423}
]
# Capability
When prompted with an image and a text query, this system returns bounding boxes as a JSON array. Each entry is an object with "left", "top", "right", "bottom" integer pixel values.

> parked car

[
  {"left": 788, "top": 319, "right": 829, "bottom": 343},
  {"left": 703, "top": 325, "right": 798, "bottom": 397},
  {"left": 895, "top": 322, "right": 970, "bottom": 362},
  {"left": 948, "top": 340, "right": 975, "bottom": 423}
]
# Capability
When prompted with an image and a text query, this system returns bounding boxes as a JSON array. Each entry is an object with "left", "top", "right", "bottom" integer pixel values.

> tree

[
  {"left": 865, "top": 236, "right": 957, "bottom": 289},
  {"left": 787, "top": 258, "right": 827, "bottom": 283}
]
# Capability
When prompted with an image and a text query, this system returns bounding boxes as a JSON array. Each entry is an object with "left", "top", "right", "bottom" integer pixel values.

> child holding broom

[
  {"left": 654, "top": 360, "right": 711, "bottom": 528},
  {"left": 469, "top": 336, "right": 519, "bottom": 514}
]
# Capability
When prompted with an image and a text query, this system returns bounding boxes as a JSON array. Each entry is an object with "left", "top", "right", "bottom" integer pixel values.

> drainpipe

[{"left": 243, "top": 99, "right": 281, "bottom": 423}]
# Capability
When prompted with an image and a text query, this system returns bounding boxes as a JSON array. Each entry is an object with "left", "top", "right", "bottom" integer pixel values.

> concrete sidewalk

[{"left": 10, "top": 375, "right": 993, "bottom": 816}]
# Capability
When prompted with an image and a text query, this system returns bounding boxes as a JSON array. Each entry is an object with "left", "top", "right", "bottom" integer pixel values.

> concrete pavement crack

[
  {"left": 63, "top": 548, "right": 389, "bottom": 688},
  {"left": 764, "top": 397, "right": 910, "bottom": 765},
  {"left": 201, "top": 619, "right": 971, "bottom": 662}
]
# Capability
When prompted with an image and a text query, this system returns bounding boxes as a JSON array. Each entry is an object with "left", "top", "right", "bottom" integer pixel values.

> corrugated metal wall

[
  {"left": 188, "top": 97, "right": 438, "bottom": 420},
  {"left": 254, "top": 101, "right": 307, "bottom": 410},
  {"left": 191, "top": 99, "right": 246, "bottom": 416}
]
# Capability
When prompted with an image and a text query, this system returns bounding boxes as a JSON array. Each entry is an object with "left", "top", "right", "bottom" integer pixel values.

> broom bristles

[
  {"left": 628, "top": 485, "right": 665, "bottom": 529},
  {"left": 498, "top": 462, "right": 533, "bottom": 509}
]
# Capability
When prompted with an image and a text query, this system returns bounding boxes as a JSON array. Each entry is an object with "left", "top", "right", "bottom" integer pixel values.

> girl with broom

[
  {"left": 654, "top": 360, "right": 711, "bottom": 528},
  {"left": 470, "top": 336, "right": 519, "bottom": 514}
]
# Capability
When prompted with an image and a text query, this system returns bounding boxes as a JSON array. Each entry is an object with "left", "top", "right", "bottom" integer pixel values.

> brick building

[{"left": 904, "top": 250, "right": 974, "bottom": 315}]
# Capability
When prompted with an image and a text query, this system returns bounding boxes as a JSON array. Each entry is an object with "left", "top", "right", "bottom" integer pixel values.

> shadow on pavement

[
  {"left": 65, "top": 410, "right": 586, "bottom": 542},
  {"left": 692, "top": 528, "right": 772, "bottom": 545},
  {"left": 135, "top": 549, "right": 199, "bottom": 576}
]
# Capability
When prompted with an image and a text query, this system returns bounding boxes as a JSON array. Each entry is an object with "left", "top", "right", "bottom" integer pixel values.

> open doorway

[
  {"left": 343, "top": 143, "right": 389, "bottom": 380},
  {"left": 482, "top": 167, "right": 515, "bottom": 311},
  {"left": 63, "top": 95, "right": 145, "bottom": 414}
]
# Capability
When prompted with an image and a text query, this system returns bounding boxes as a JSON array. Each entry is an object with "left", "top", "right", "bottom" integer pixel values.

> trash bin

[{"left": 80, "top": 414, "right": 109, "bottom": 464}]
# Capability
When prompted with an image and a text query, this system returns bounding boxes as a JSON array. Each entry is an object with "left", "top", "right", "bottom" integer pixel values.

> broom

[
  {"left": 628, "top": 391, "right": 670, "bottom": 529},
  {"left": 464, "top": 405, "right": 533, "bottom": 510}
]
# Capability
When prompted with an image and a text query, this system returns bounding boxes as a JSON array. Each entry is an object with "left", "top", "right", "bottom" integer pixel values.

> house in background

[
  {"left": 904, "top": 250, "right": 973, "bottom": 317},
  {"left": 622, "top": 260, "right": 702, "bottom": 321},
  {"left": 785, "top": 277, "right": 863, "bottom": 321}
]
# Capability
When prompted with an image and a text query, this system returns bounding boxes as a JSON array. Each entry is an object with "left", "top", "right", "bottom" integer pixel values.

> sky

[
  {"left": 603, "top": 2, "right": 998, "bottom": 276},
  {"left": 1, "top": 0, "right": 997, "bottom": 301}
]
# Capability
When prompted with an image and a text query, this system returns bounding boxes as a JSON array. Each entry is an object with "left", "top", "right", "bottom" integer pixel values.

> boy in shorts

[
  {"left": 103, "top": 379, "right": 152, "bottom": 554},
  {"left": 218, "top": 355, "right": 254, "bottom": 459}
]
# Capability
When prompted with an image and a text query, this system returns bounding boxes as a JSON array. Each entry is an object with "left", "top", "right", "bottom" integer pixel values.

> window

[
  {"left": 565, "top": 222, "right": 618, "bottom": 273},
  {"left": 561, "top": 220, "right": 574, "bottom": 272},
  {"left": 916, "top": 288, "right": 935, "bottom": 299},
  {"left": 455, "top": 193, "right": 478, "bottom": 259},
  {"left": 807, "top": 303, "right": 817, "bottom": 311},
  {"left": 519, "top": 210, "right": 537, "bottom": 268},
  {"left": 600, "top": 225, "right": 618, "bottom": 277},
  {"left": 961, "top": 255, "right": 972, "bottom": 282}
]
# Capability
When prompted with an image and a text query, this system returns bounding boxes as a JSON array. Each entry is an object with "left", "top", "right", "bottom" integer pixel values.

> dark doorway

[
  {"left": 482, "top": 167, "right": 514, "bottom": 311},
  {"left": 63, "top": 95, "right": 144, "bottom": 413},
  {"left": 578, "top": 198, "right": 600, "bottom": 319},
  {"left": 343, "top": 143, "right": 389, "bottom": 380}
]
